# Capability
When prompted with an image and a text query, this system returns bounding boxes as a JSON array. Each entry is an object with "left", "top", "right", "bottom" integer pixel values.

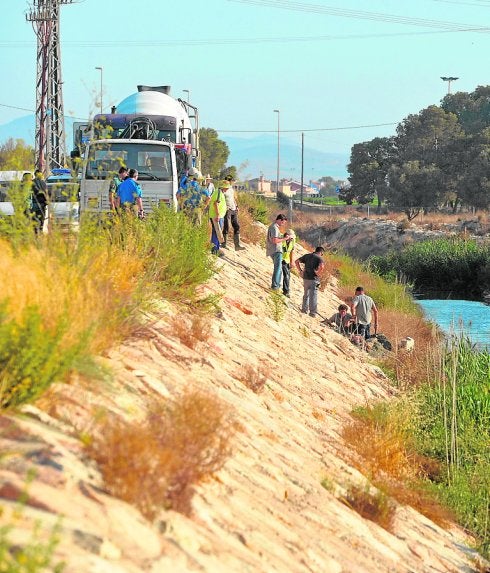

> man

[
  {"left": 30, "top": 169, "right": 49, "bottom": 233},
  {"left": 116, "top": 168, "right": 143, "bottom": 216},
  {"left": 177, "top": 174, "right": 209, "bottom": 224},
  {"left": 208, "top": 180, "right": 228, "bottom": 255},
  {"left": 222, "top": 177, "right": 245, "bottom": 251},
  {"left": 325, "top": 304, "right": 354, "bottom": 336},
  {"left": 266, "top": 214, "right": 291, "bottom": 291},
  {"left": 350, "top": 286, "right": 378, "bottom": 340},
  {"left": 281, "top": 228, "right": 296, "bottom": 297},
  {"left": 295, "top": 246, "right": 325, "bottom": 317},
  {"left": 109, "top": 166, "right": 128, "bottom": 210},
  {"left": 205, "top": 174, "right": 215, "bottom": 196}
]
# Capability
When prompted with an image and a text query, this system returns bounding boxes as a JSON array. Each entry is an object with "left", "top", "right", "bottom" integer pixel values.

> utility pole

[
  {"left": 95, "top": 66, "right": 103, "bottom": 114},
  {"left": 26, "top": 0, "right": 74, "bottom": 174},
  {"left": 441, "top": 76, "right": 459, "bottom": 95},
  {"left": 300, "top": 132, "right": 304, "bottom": 207},
  {"left": 273, "top": 109, "right": 280, "bottom": 196}
]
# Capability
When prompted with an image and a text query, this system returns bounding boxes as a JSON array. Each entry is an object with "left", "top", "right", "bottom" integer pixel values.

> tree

[
  {"left": 387, "top": 161, "right": 442, "bottom": 220},
  {"left": 346, "top": 137, "right": 395, "bottom": 211},
  {"left": 441, "top": 85, "right": 490, "bottom": 135},
  {"left": 199, "top": 128, "right": 230, "bottom": 178},
  {"left": 0, "top": 138, "right": 35, "bottom": 171}
]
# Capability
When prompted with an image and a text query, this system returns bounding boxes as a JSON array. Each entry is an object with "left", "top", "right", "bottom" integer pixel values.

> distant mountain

[
  {"left": 0, "top": 116, "right": 350, "bottom": 181},
  {"left": 0, "top": 114, "right": 76, "bottom": 150},
  {"left": 221, "top": 134, "right": 349, "bottom": 181}
]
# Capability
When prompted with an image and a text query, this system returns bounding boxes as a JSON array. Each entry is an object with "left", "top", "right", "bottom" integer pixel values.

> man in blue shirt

[{"left": 116, "top": 168, "right": 143, "bottom": 215}]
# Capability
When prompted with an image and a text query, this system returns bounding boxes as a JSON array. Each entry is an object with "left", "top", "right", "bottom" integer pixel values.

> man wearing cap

[
  {"left": 205, "top": 174, "right": 215, "bottom": 196},
  {"left": 266, "top": 214, "right": 291, "bottom": 291},
  {"left": 222, "top": 177, "right": 245, "bottom": 251},
  {"left": 208, "top": 180, "right": 228, "bottom": 255}
]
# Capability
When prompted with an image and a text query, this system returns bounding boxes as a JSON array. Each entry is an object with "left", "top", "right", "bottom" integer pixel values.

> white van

[{"left": 0, "top": 170, "right": 32, "bottom": 215}]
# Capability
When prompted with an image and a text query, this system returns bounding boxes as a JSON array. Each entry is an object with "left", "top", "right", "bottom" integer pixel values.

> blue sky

[{"left": 1, "top": 0, "right": 489, "bottom": 159}]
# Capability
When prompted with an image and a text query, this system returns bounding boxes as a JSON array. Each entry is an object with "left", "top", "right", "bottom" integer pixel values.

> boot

[
  {"left": 221, "top": 233, "right": 229, "bottom": 249},
  {"left": 234, "top": 233, "right": 246, "bottom": 251}
]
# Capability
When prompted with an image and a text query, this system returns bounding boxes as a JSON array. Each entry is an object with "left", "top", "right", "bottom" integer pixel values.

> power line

[
  {"left": 0, "top": 102, "right": 88, "bottom": 121},
  {"left": 229, "top": 0, "right": 490, "bottom": 31},
  {"left": 0, "top": 101, "right": 396, "bottom": 134},
  {"left": 216, "top": 122, "right": 398, "bottom": 134},
  {"left": 0, "top": 25, "right": 488, "bottom": 50}
]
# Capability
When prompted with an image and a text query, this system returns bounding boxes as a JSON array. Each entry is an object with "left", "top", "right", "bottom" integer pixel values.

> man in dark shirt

[
  {"left": 30, "top": 169, "right": 49, "bottom": 233},
  {"left": 295, "top": 246, "right": 325, "bottom": 317}
]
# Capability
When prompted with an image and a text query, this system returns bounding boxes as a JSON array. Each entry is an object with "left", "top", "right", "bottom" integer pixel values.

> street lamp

[
  {"left": 273, "top": 109, "right": 280, "bottom": 195},
  {"left": 95, "top": 66, "right": 103, "bottom": 114},
  {"left": 183, "top": 89, "right": 190, "bottom": 103},
  {"left": 441, "top": 76, "right": 459, "bottom": 95}
]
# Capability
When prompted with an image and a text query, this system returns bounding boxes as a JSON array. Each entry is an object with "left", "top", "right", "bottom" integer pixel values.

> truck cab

[{"left": 80, "top": 138, "right": 177, "bottom": 213}]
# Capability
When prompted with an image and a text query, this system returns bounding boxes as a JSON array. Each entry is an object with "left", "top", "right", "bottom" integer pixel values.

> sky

[{"left": 1, "top": 0, "right": 489, "bottom": 164}]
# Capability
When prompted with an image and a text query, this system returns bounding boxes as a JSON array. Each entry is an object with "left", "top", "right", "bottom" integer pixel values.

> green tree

[
  {"left": 441, "top": 85, "right": 490, "bottom": 135},
  {"left": 387, "top": 161, "right": 442, "bottom": 220},
  {"left": 0, "top": 138, "right": 35, "bottom": 170},
  {"left": 199, "top": 128, "right": 230, "bottom": 178},
  {"left": 346, "top": 137, "right": 395, "bottom": 211}
]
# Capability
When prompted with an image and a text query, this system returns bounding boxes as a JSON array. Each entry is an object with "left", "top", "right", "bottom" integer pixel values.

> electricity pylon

[{"left": 26, "top": 0, "right": 75, "bottom": 174}]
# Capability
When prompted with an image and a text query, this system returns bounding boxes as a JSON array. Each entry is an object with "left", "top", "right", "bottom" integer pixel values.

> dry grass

[
  {"left": 343, "top": 403, "right": 454, "bottom": 527},
  {"left": 0, "top": 236, "right": 144, "bottom": 355},
  {"left": 374, "top": 309, "right": 441, "bottom": 389},
  {"left": 339, "top": 483, "right": 395, "bottom": 532},
  {"left": 170, "top": 312, "right": 211, "bottom": 349},
  {"left": 239, "top": 364, "right": 268, "bottom": 393},
  {"left": 238, "top": 206, "right": 266, "bottom": 245},
  {"left": 86, "top": 390, "right": 234, "bottom": 519}
]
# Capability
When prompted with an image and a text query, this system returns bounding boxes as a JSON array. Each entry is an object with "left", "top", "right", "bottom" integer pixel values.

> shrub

[
  {"left": 0, "top": 303, "right": 91, "bottom": 410},
  {"left": 343, "top": 402, "right": 454, "bottom": 528},
  {"left": 0, "top": 520, "right": 64, "bottom": 572},
  {"left": 0, "top": 206, "right": 216, "bottom": 409},
  {"left": 239, "top": 364, "right": 268, "bottom": 393},
  {"left": 86, "top": 390, "right": 234, "bottom": 519},
  {"left": 339, "top": 483, "right": 395, "bottom": 532},
  {"left": 170, "top": 312, "right": 211, "bottom": 349},
  {"left": 266, "top": 290, "right": 287, "bottom": 322}
]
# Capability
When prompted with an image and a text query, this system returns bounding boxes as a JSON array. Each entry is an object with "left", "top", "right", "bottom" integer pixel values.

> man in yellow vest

[
  {"left": 282, "top": 228, "right": 296, "bottom": 297},
  {"left": 208, "top": 180, "right": 228, "bottom": 256}
]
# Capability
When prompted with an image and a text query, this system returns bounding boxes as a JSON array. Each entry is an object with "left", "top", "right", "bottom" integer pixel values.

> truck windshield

[{"left": 85, "top": 142, "right": 173, "bottom": 181}]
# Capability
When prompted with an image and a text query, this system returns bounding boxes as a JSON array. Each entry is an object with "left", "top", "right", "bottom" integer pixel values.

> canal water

[{"left": 416, "top": 299, "right": 490, "bottom": 351}]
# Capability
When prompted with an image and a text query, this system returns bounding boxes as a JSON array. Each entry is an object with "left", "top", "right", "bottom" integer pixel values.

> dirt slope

[{"left": 0, "top": 239, "right": 483, "bottom": 573}]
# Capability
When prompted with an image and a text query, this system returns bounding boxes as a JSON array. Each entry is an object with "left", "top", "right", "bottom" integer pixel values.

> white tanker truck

[{"left": 76, "top": 85, "right": 199, "bottom": 214}]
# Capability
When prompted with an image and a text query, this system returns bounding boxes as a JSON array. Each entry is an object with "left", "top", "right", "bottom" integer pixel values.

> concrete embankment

[{"left": 0, "top": 240, "right": 482, "bottom": 572}]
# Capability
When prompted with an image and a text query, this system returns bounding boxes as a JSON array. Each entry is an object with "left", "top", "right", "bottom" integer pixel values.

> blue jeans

[
  {"left": 282, "top": 261, "right": 290, "bottom": 295},
  {"left": 210, "top": 217, "right": 224, "bottom": 252},
  {"left": 302, "top": 279, "right": 320, "bottom": 314},
  {"left": 271, "top": 252, "right": 283, "bottom": 289}
]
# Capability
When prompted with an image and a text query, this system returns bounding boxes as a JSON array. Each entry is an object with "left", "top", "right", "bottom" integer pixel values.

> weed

[
  {"left": 170, "top": 312, "right": 211, "bottom": 349},
  {"left": 0, "top": 519, "right": 65, "bottom": 573},
  {"left": 240, "top": 365, "right": 268, "bottom": 393},
  {"left": 266, "top": 290, "right": 287, "bottom": 322},
  {"left": 339, "top": 482, "right": 395, "bottom": 532},
  {"left": 343, "top": 402, "right": 454, "bottom": 528},
  {"left": 86, "top": 390, "right": 234, "bottom": 519}
]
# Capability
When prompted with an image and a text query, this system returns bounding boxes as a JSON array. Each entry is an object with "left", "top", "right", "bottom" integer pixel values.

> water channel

[{"left": 416, "top": 299, "right": 490, "bottom": 351}]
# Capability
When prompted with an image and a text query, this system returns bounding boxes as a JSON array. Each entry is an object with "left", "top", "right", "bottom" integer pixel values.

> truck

[{"left": 75, "top": 85, "right": 199, "bottom": 215}]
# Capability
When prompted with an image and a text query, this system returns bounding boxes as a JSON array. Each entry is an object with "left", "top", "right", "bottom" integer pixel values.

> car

[{"left": 46, "top": 168, "right": 80, "bottom": 225}]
